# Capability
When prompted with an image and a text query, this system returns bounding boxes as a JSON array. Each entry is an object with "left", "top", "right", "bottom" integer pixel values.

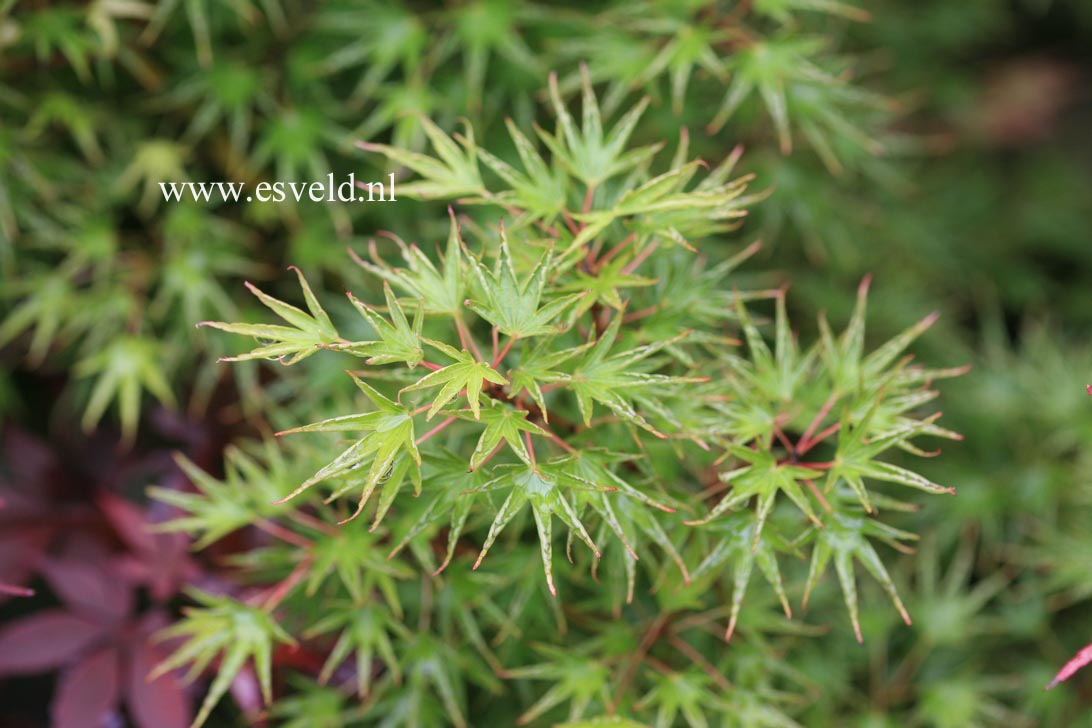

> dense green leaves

[
  {"left": 0, "top": 0, "right": 1085, "bottom": 726},
  {"left": 0, "top": 1, "right": 1015, "bottom": 725}
]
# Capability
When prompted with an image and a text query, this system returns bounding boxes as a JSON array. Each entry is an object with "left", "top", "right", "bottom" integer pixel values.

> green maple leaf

[
  {"left": 504, "top": 644, "right": 613, "bottom": 725},
  {"left": 358, "top": 115, "right": 484, "bottom": 199},
  {"left": 304, "top": 602, "right": 409, "bottom": 698},
  {"left": 200, "top": 267, "right": 339, "bottom": 365},
  {"left": 387, "top": 449, "right": 489, "bottom": 575},
  {"left": 304, "top": 525, "right": 412, "bottom": 609},
  {"left": 569, "top": 316, "right": 699, "bottom": 436},
  {"left": 275, "top": 373, "right": 421, "bottom": 523},
  {"left": 561, "top": 254, "right": 657, "bottom": 312},
  {"left": 527, "top": 451, "right": 687, "bottom": 603},
  {"left": 401, "top": 338, "right": 507, "bottom": 420},
  {"left": 691, "top": 512, "right": 794, "bottom": 640},
  {"left": 470, "top": 463, "right": 605, "bottom": 595},
  {"left": 151, "top": 443, "right": 287, "bottom": 549},
  {"left": 537, "top": 68, "right": 660, "bottom": 187},
  {"left": 351, "top": 211, "right": 467, "bottom": 316},
  {"left": 729, "top": 293, "right": 816, "bottom": 403},
  {"left": 557, "top": 718, "right": 648, "bottom": 728},
  {"left": 636, "top": 670, "right": 728, "bottom": 728},
  {"left": 827, "top": 412, "right": 956, "bottom": 513},
  {"left": 375, "top": 634, "right": 499, "bottom": 728},
  {"left": 568, "top": 155, "right": 754, "bottom": 255},
  {"left": 507, "top": 337, "right": 593, "bottom": 423},
  {"left": 0, "top": 268, "right": 80, "bottom": 366},
  {"left": 152, "top": 590, "right": 294, "bottom": 728},
  {"left": 477, "top": 120, "right": 569, "bottom": 225},
  {"left": 686, "top": 444, "right": 823, "bottom": 544},
  {"left": 802, "top": 508, "right": 917, "bottom": 642},
  {"left": 460, "top": 399, "right": 547, "bottom": 471},
  {"left": 592, "top": 493, "right": 690, "bottom": 606},
  {"left": 76, "top": 335, "right": 176, "bottom": 443},
  {"left": 818, "top": 276, "right": 941, "bottom": 395},
  {"left": 323, "top": 281, "right": 423, "bottom": 367},
  {"left": 463, "top": 226, "right": 585, "bottom": 339}
]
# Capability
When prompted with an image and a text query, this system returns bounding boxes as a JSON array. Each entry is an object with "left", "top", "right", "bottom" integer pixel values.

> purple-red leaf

[
  {"left": 1048, "top": 640, "right": 1092, "bottom": 689},
  {"left": 51, "top": 647, "right": 121, "bottom": 728},
  {"left": 98, "top": 491, "right": 195, "bottom": 602},
  {"left": 0, "top": 610, "right": 106, "bottom": 675},
  {"left": 97, "top": 491, "right": 157, "bottom": 557},
  {"left": 128, "top": 640, "right": 190, "bottom": 728},
  {"left": 40, "top": 557, "right": 133, "bottom": 623}
]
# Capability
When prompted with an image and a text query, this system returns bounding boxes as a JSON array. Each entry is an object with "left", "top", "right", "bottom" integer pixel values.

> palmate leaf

[
  {"left": 729, "top": 293, "right": 816, "bottom": 404},
  {"left": 304, "top": 525, "right": 412, "bottom": 610},
  {"left": 507, "top": 336, "right": 593, "bottom": 423},
  {"left": 463, "top": 225, "right": 584, "bottom": 339},
  {"left": 561, "top": 253, "right": 658, "bottom": 312},
  {"left": 563, "top": 450, "right": 677, "bottom": 512},
  {"left": 151, "top": 589, "right": 294, "bottom": 728},
  {"left": 557, "top": 718, "right": 648, "bottom": 728},
  {"left": 350, "top": 212, "right": 467, "bottom": 316},
  {"left": 313, "top": 3, "right": 428, "bottom": 103},
  {"left": 659, "top": 24, "right": 729, "bottom": 114},
  {"left": 371, "top": 634, "right": 500, "bottom": 728},
  {"left": 274, "top": 374, "right": 421, "bottom": 523},
  {"left": 566, "top": 151, "right": 756, "bottom": 257},
  {"left": 151, "top": 443, "right": 288, "bottom": 549},
  {"left": 0, "top": 268, "right": 82, "bottom": 366},
  {"left": 691, "top": 512, "right": 793, "bottom": 641},
  {"left": 400, "top": 338, "right": 507, "bottom": 420},
  {"left": 200, "top": 267, "right": 339, "bottom": 365},
  {"left": 476, "top": 120, "right": 569, "bottom": 225},
  {"left": 538, "top": 68, "right": 660, "bottom": 187},
  {"left": 827, "top": 413, "right": 956, "bottom": 513},
  {"left": 267, "top": 680, "right": 364, "bottom": 728},
  {"left": 569, "top": 315, "right": 698, "bottom": 437},
  {"left": 802, "top": 508, "right": 917, "bottom": 642},
  {"left": 590, "top": 492, "right": 690, "bottom": 607},
  {"left": 561, "top": 450, "right": 687, "bottom": 601},
  {"left": 611, "top": 157, "right": 756, "bottom": 247},
  {"left": 387, "top": 449, "right": 490, "bottom": 575},
  {"left": 636, "top": 669, "right": 729, "bottom": 728},
  {"left": 708, "top": 33, "right": 886, "bottom": 167},
  {"left": 817, "top": 275, "right": 943, "bottom": 395},
  {"left": 449, "top": 0, "right": 541, "bottom": 112},
  {"left": 469, "top": 463, "right": 606, "bottom": 596},
  {"left": 358, "top": 116, "right": 484, "bottom": 199},
  {"left": 303, "top": 602, "right": 409, "bottom": 698},
  {"left": 460, "top": 399, "right": 547, "bottom": 471},
  {"left": 686, "top": 445, "right": 823, "bottom": 543},
  {"left": 428, "top": 562, "right": 518, "bottom": 675},
  {"left": 76, "top": 335, "right": 176, "bottom": 443},
  {"left": 504, "top": 643, "right": 613, "bottom": 725},
  {"left": 322, "top": 281, "right": 423, "bottom": 367}
]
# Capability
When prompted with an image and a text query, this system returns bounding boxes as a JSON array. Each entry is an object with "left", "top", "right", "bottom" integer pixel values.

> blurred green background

[{"left": 1, "top": 0, "right": 1091, "bottom": 726}]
